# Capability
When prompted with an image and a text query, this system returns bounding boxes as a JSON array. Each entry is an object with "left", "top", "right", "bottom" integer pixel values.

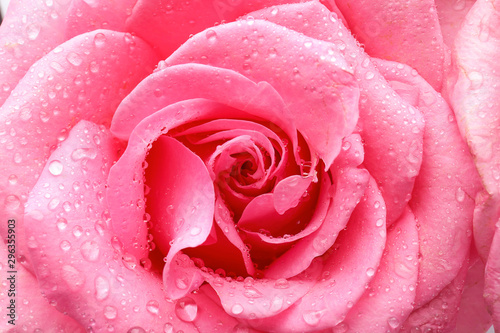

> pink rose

[{"left": 0, "top": 0, "right": 497, "bottom": 332}]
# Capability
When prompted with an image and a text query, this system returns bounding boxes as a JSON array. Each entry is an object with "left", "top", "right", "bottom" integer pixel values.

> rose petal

[
  {"left": 109, "top": 95, "right": 292, "bottom": 260},
  {"left": 23, "top": 120, "right": 198, "bottom": 331},
  {"left": 435, "top": 0, "right": 476, "bottom": 47},
  {"left": 126, "top": 0, "right": 305, "bottom": 58},
  {"left": 247, "top": 176, "right": 386, "bottom": 332},
  {"left": 65, "top": 0, "right": 137, "bottom": 38},
  {"left": 111, "top": 63, "right": 297, "bottom": 155},
  {"left": 0, "top": 0, "right": 72, "bottom": 104},
  {"left": 453, "top": 253, "right": 493, "bottom": 333},
  {"left": 165, "top": 19, "right": 360, "bottom": 169},
  {"left": 401, "top": 253, "right": 470, "bottom": 332},
  {"left": 170, "top": 253, "right": 323, "bottom": 320},
  {"left": 0, "top": 29, "right": 158, "bottom": 271},
  {"left": 342, "top": 207, "right": 419, "bottom": 332},
  {"left": 335, "top": 0, "right": 446, "bottom": 90},
  {"left": 0, "top": 241, "right": 85, "bottom": 331},
  {"left": 250, "top": 0, "right": 425, "bottom": 227},
  {"left": 373, "top": 58, "right": 481, "bottom": 307},
  {"left": 264, "top": 134, "right": 369, "bottom": 279},
  {"left": 448, "top": 0, "right": 500, "bottom": 265},
  {"left": 485, "top": 222, "right": 500, "bottom": 331},
  {"left": 144, "top": 135, "right": 215, "bottom": 300}
]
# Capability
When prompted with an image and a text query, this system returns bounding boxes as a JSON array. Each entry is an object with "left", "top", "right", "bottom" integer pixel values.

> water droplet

[
  {"left": 270, "top": 295, "right": 284, "bottom": 312},
  {"left": 146, "top": 300, "right": 160, "bottom": 315},
  {"left": 190, "top": 226, "right": 201, "bottom": 236},
  {"left": 8, "top": 175, "right": 18, "bottom": 185},
  {"left": 104, "top": 305, "right": 117, "bottom": 320},
  {"left": 163, "top": 323, "right": 174, "bottom": 333},
  {"left": 246, "top": 16, "right": 255, "bottom": 25},
  {"left": 175, "top": 297, "right": 198, "bottom": 322},
  {"left": 50, "top": 61, "right": 65, "bottom": 73},
  {"left": 5, "top": 195, "right": 21, "bottom": 210},
  {"left": 48, "top": 160, "right": 63, "bottom": 176},
  {"left": 387, "top": 317, "right": 400, "bottom": 329},
  {"left": 175, "top": 277, "right": 189, "bottom": 290},
  {"left": 80, "top": 240, "right": 100, "bottom": 262},
  {"left": 56, "top": 218, "right": 68, "bottom": 231},
  {"left": 366, "top": 268, "right": 375, "bottom": 277},
  {"left": 71, "top": 148, "right": 97, "bottom": 161},
  {"left": 468, "top": 71, "right": 483, "bottom": 90},
  {"left": 90, "top": 61, "right": 99, "bottom": 73},
  {"left": 304, "top": 40, "right": 313, "bottom": 48},
  {"left": 73, "top": 225, "right": 83, "bottom": 237},
  {"left": 205, "top": 29, "right": 218, "bottom": 43},
  {"left": 61, "top": 265, "right": 85, "bottom": 291},
  {"left": 274, "top": 278, "right": 289, "bottom": 289},
  {"left": 25, "top": 24, "right": 41, "bottom": 40},
  {"left": 127, "top": 328, "right": 146, "bottom": 333},
  {"left": 232, "top": 303, "right": 244, "bottom": 315},
  {"left": 365, "top": 71, "right": 375, "bottom": 80},
  {"left": 374, "top": 201, "right": 380, "bottom": 209},
  {"left": 94, "top": 33, "right": 107, "bottom": 47},
  {"left": 66, "top": 52, "right": 83, "bottom": 66},
  {"left": 455, "top": 187, "right": 465, "bottom": 202},
  {"left": 111, "top": 236, "right": 124, "bottom": 253},
  {"left": 122, "top": 253, "right": 137, "bottom": 270},
  {"left": 303, "top": 310, "right": 324, "bottom": 326},
  {"left": 60, "top": 240, "right": 71, "bottom": 251},
  {"left": 243, "top": 287, "right": 263, "bottom": 299},
  {"left": 48, "top": 198, "right": 60, "bottom": 211},
  {"left": 95, "top": 276, "right": 110, "bottom": 300}
]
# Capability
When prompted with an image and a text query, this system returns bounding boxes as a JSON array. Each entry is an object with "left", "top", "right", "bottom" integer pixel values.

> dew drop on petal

[
  {"left": 104, "top": 305, "right": 117, "bottom": 320},
  {"left": 274, "top": 278, "right": 289, "bottom": 289},
  {"left": 190, "top": 226, "right": 201, "bottom": 236},
  {"left": 232, "top": 303, "right": 244, "bottom": 315},
  {"left": 95, "top": 276, "right": 110, "bottom": 301},
  {"left": 61, "top": 265, "right": 85, "bottom": 291},
  {"left": 365, "top": 71, "right": 375, "bottom": 80},
  {"left": 127, "top": 328, "right": 146, "bottom": 333},
  {"left": 163, "top": 323, "right": 174, "bottom": 333},
  {"left": 455, "top": 187, "right": 465, "bottom": 202},
  {"left": 175, "top": 297, "right": 198, "bottom": 322},
  {"left": 5, "top": 195, "right": 21, "bottom": 210},
  {"left": 48, "top": 160, "right": 64, "bottom": 176},
  {"left": 303, "top": 310, "right": 324, "bottom": 326},
  {"left": 56, "top": 217, "right": 68, "bottom": 231},
  {"left": 80, "top": 240, "right": 100, "bottom": 262},
  {"left": 94, "top": 33, "right": 107, "bottom": 47},
  {"left": 146, "top": 300, "right": 160, "bottom": 315},
  {"left": 60, "top": 240, "right": 71, "bottom": 252},
  {"left": 366, "top": 268, "right": 375, "bottom": 277},
  {"left": 66, "top": 52, "right": 83, "bottom": 66},
  {"left": 387, "top": 317, "right": 400, "bottom": 329},
  {"left": 205, "top": 29, "right": 218, "bottom": 43}
]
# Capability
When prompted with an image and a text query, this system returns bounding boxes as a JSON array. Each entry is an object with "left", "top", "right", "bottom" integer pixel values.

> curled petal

[
  {"left": 165, "top": 19, "right": 360, "bottom": 169},
  {"left": 23, "top": 121, "right": 199, "bottom": 331},
  {"left": 250, "top": 0, "right": 425, "bottom": 227}
]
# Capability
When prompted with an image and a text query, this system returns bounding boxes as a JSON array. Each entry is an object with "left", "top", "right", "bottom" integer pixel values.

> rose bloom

[{"left": 0, "top": 0, "right": 499, "bottom": 332}]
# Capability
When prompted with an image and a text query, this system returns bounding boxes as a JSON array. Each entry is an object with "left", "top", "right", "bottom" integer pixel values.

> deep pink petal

[
  {"left": 169, "top": 253, "right": 322, "bottom": 320},
  {"left": 342, "top": 207, "right": 419, "bottom": 332},
  {"left": 373, "top": 58, "right": 481, "bottom": 308},
  {"left": 265, "top": 134, "right": 369, "bottom": 279},
  {"left": 485, "top": 222, "right": 500, "bottom": 331},
  {"left": 0, "top": 0, "right": 72, "bottom": 105},
  {"left": 0, "top": 241, "right": 85, "bottom": 332},
  {"left": 401, "top": 253, "right": 470, "bottom": 332},
  {"left": 65, "top": 0, "right": 137, "bottom": 38},
  {"left": 335, "top": 0, "right": 446, "bottom": 90},
  {"left": 111, "top": 63, "right": 297, "bottom": 153},
  {"left": 250, "top": 0, "right": 425, "bottom": 227},
  {"left": 126, "top": 0, "right": 305, "bottom": 58},
  {"left": 107, "top": 99, "right": 223, "bottom": 260},
  {"left": 165, "top": 19, "right": 360, "bottom": 169},
  {"left": 453, "top": 253, "right": 493, "bottom": 333},
  {"left": 0, "top": 29, "right": 158, "bottom": 271},
  {"left": 145, "top": 136, "right": 215, "bottom": 300},
  {"left": 248, "top": 176, "right": 386, "bottom": 332},
  {"left": 23, "top": 121, "right": 198, "bottom": 331}
]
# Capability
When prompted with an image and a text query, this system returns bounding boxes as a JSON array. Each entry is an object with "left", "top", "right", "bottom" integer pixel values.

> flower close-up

[{"left": 0, "top": 0, "right": 499, "bottom": 332}]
